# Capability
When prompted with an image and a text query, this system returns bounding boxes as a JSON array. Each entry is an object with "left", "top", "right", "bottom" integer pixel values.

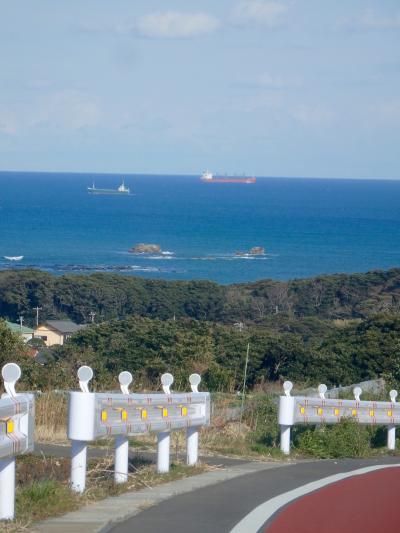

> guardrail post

[
  {"left": 0, "top": 457, "right": 15, "bottom": 520},
  {"left": 388, "top": 389, "right": 398, "bottom": 450},
  {"left": 186, "top": 427, "right": 199, "bottom": 465},
  {"left": 157, "top": 373, "right": 173, "bottom": 473},
  {"left": 71, "top": 440, "right": 88, "bottom": 493},
  {"left": 115, "top": 436, "right": 129, "bottom": 483},
  {"left": 279, "top": 381, "right": 294, "bottom": 455},
  {"left": 157, "top": 431, "right": 171, "bottom": 473},
  {"left": 0, "top": 363, "right": 34, "bottom": 521},
  {"left": 114, "top": 371, "right": 132, "bottom": 483},
  {"left": 70, "top": 366, "right": 93, "bottom": 493},
  {"left": 186, "top": 374, "right": 202, "bottom": 465}
]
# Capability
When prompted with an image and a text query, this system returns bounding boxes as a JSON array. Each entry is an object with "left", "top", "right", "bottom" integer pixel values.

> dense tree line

[
  {"left": 1, "top": 268, "right": 400, "bottom": 326},
  {"left": 1, "top": 268, "right": 400, "bottom": 393},
  {"left": 2, "top": 313, "right": 392, "bottom": 392}
]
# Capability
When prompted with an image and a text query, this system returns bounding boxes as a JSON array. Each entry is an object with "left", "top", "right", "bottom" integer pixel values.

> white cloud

[
  {"left": 0, "top": 90, "right": 102, "bottom": 135},
  {"left": 39, "top": 90, "right": 102, "bottom": 130},
  {"left": 371, "top": 101, "right": 400, "bottom": 123},
  {"left": 291, "top": 105, "right": 334, "bottom": 125},
  {"left": 136, "top": 12, "right": 220, "bottom": 38},
  {"left": 257, "top": 73, "right": 303, "bottom": 89},
  {"left": 0, "top": 110, "right": 18, "bottom": 136},
  {"left": 231, "top": 1, "right": 287, "bottom": 27},
  {"left": 346, "top": 8, "right": 400, "bottom": 30}
]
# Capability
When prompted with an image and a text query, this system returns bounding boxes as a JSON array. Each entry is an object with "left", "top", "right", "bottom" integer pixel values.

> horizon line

[{"left": 0, "top": 169, "right": 399, "bottom": 182}]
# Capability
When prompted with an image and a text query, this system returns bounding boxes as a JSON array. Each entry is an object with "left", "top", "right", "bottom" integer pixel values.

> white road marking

[{"left": 230, "top": 463, "right": 400, "bottom": 533}]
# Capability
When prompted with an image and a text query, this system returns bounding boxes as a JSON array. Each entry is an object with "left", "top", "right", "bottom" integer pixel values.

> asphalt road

[{"left": 107, "top": 456, "right": 400, "bottom": 533}]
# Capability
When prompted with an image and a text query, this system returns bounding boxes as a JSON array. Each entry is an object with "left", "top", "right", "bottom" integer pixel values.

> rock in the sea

[
  {"left": 129, "top": 243, "right": 161, "bottom": 254},
  {"left": 249, "top": 246, "right": 265, "bottom": 255}
]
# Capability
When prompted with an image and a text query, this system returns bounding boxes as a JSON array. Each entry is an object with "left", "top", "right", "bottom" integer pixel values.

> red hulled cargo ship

[{"left": 200, "top": 171, "right": 256, "bottom": 184}]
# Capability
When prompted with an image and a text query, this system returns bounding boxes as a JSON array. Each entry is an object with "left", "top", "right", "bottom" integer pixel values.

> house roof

[
  {"left": 42, "top": 320, "right": 84, "bottom": 334},
  {"left": 6, "top": 321, "right": 34, "bottom": 334}
]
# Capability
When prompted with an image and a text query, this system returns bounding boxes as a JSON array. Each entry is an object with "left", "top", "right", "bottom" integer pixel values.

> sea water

[{"left": 1, "top": 171, "right": 400, "bottom": 284}]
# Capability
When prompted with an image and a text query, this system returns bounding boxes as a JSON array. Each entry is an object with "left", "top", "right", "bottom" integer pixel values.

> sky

[{"left": 0, "top": 1, "right": 399, "bottom": 179}]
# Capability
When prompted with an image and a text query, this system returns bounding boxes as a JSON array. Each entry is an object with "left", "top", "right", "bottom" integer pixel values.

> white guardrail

[
  {"left": 68, "top": 366, "right": 211, "bottom": 493},
  {"left": 0, "top": 363, "right": 35, "bottom": 521},
  {"left": 278, "top": 381, "right": 399, "bottom": 454}
]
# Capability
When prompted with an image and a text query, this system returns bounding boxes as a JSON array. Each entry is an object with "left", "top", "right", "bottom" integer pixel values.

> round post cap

[
  {"left": 189, "top": 374, "right": 201, "bottom": 386},
  {"left": 119, "top": 371, "right": 133, "bottom": 387},
  {"left": 2, "top": 363, "right": 21, "bottom": 384},
  {"left": 283, "top": 381, "right": 293, "bottom": 396},
  {"left": 353, "top": 386, "right": 362, "bottom": 400},
  {"left": 77, "top": 366, "right": 93, "bottom": 393},
  {"left": 161, "top": 373, "right": 174, "bottom": 387},
  {"left": 389, "top": 390, "right": 398, "bottom": 402},
  {"left": 189, "top": 373, "right": 201, "bottom": 392}
]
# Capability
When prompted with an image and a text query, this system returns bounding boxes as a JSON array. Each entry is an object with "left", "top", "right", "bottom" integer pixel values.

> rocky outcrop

[
  {"left": 129, "top": 243, "right": 161, "bottom": 254},
  {"left": 235, "top": 246, "right": 265, "bottom": 256},
  {"left": 249, "top": 246, "right": 265, "bottom": 255}
]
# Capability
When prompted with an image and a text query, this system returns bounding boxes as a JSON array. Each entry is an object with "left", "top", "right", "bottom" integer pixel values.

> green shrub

[
  {"left": 295, "top": 418, "right": 371, "bottom": 458},
  {"left": 244, "top": 395, "right": 280, "bottom": 448}
]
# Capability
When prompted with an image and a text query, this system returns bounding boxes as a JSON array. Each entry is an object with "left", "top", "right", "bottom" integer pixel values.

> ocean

[{"left": 1, "top": 171, "right": 400, "bottom": 284}]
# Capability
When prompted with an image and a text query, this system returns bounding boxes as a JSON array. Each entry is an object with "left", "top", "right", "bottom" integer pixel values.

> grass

[
  {"left": 35, "top": 392, "right": 67, "bottom": 443},
  {"left": 2, "top": 453, "right": 208, "bottom": 531}
]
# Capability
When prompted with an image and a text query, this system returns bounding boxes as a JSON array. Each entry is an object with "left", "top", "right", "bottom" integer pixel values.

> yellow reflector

[
  {"left": 369, "top": 410, "right": 375, "bottom": 417},
  {"left": 300, "top": 406, "right": 305, "bottom": 415},
  {"left": 181, "top": 406, "right": 188, "bottom": 416},
  {"left": 141, "top": 409, "right": 148, "bottom": 420},
  {"left": 6, "top": 420, "right": 14, "bottom": 434},
  {"left": 352, "top": 409, "right": 357, "bottom": 417},
  {"left": 162, "top": 408, "right": 168, "bottom": 418},
  {"left": 388, "top": 410, "right": 393, "bottom": 417},
  {"left": 121, "top": 409, "right": 128, "bottom": 421},
  {"left": 334, "top": 409, "right": 340, "bottom": 416},
  {"left": 317, "top": 408, "right": 323, "bottom": 416},
  {"left": 101, "top": 410, "right": 108, "bottom": 422}
]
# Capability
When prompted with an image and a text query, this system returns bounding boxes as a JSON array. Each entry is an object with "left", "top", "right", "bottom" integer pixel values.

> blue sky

[{"left": 0, "top": 1, "right": 399, "bottom": 178}]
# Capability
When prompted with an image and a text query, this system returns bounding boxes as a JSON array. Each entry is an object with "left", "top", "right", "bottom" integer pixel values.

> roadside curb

[{"left": 34, "top": 460, "right": 291, "bottom": 533}]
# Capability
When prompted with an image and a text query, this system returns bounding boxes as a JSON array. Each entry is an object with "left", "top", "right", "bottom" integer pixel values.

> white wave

[
  {"left": 148, "top": 255, "right": 173, "bottom": 260},
  {"left": 161, "top": 251, "right": 174, "bottom": 255}
]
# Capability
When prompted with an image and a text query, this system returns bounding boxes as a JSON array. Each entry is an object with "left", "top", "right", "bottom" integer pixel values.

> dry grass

[
  {"left": 2, "top": 453, "right": 209, "bottom": 531},
  {"left": 35, "top": 393, "right": 68, "bottom": 443}
]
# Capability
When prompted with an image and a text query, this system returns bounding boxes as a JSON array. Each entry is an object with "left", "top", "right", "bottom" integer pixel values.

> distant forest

[
  {"left": 1, "top": 267, "right": 400, "bottom": 325},
  {"left": 1, "top": 268, "right": 400, "bottom": 392}
]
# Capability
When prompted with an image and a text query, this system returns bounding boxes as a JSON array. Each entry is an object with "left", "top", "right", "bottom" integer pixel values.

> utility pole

[
  {"left": 89, "top": 311, "right": 96, "bottom": 324},
  {"left": 32, "top": 306, "right": 42, "bottom": 327},
  {"left": 239, "top": 341, "right": 250, "bottom": 431}
]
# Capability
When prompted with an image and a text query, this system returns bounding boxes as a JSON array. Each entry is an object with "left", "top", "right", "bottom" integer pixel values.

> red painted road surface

[{"left": 266, "top": 467, "right": 400, "bottom": 533}]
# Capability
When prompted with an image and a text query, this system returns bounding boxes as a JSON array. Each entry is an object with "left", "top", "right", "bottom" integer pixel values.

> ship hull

[
  {"left": 87, "top": 188, "right": 130, "bottom": 195},
  {"left": 201, "top": 177, "right": 256, "bottom": 184}
]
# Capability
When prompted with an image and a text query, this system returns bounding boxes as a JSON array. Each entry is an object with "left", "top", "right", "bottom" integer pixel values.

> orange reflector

[
  {"left": 352, "top": 409, "right": 357, "bottom": 417},
  {"left": 101, "top": 410, "right": 108, "bottom": 422},
  {"left": 388, "top": 410, "right": 393, "bottom": 417},
  {"left": 6, "top": 420, "right": 14, "bottom": 434},
  {"left": 300, "top": 406, "right": 305, "bottom": 415},
  {"left": 334, "top": 408, "right": 340, "bottom": 416},
  {"left": 317, "top": 408, "right": 323, "bottom": 416},
  {"left": 181, "top": 406, "right": 188, "bottom": 416},
  {"left": 369, "top": 410, "right": 375, "bottom": 417},
  {"left": 141, "top": 409, "right": 148, "bottom": 420},
  {"left": 162, "top": 408, "right": 168, "bottom": 418},
  {"left": 121, "top": 409, "right": 128, "bottom": 421}
]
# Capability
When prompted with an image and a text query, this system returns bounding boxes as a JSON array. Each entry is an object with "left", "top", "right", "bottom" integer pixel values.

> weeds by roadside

[{"left": 2, "top": 453, "right": 208, "bottom": 531}]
